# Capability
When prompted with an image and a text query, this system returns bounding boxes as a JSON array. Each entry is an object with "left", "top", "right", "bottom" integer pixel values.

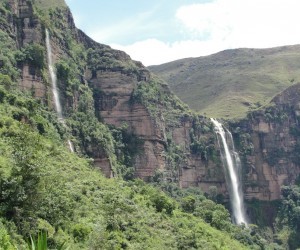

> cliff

[
  {"left": 2, "top": 0, "right": 225, "bottom": 193},
  {"left": 4, "top": 1, "right": 300, "bottom": 248},
  {"left": 3, "top": 0, "right": 300, "bottom": 209},
  {"left": 230, "top": 83, "right": 300, "bottom": 201}
]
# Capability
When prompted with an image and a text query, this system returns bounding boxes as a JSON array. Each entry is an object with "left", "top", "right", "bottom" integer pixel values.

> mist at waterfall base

[
  {"left": 46, "top": 29, "right": 74, "bottom": 153},
  {"left": 211, "top": 118, "right": 248, "bottom": 225}
]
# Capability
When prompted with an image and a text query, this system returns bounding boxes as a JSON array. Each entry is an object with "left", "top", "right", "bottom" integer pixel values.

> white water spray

[
  {"left": 211, "top": 118, "right": 247, "bottom": 225},
  {"left": 46, "top": 29, "right": 74, "bottom": 153}
]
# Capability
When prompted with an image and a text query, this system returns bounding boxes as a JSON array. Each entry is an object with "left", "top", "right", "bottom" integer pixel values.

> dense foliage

[
  {"left": 0, "top": 83, "right": 251, "bottom": 249},
  {"left": 0, "top": 84, "right": 258, "bottom": 249},
  {"left": 0, "top": 0, "right": 299, "bottom": 249},
  {"left": 275, "top": 185, "right": 300, "bottom": 249}
]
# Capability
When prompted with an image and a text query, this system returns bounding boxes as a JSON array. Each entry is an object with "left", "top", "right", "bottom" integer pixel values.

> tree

[
  {"left": 0, "top": 124, "right": 44, "bottom": 226},
  {"left": 276, "top": 185, "right": 300, "bottom": 249}
]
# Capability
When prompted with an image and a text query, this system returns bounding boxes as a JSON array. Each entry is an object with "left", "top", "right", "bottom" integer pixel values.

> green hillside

[
  {"left": 149, "top": 46, "right": 300, "bottom": 118},
  {"left": 0, "top": 0, "right": 268, "bottom": 249},
  {"left": 0, "top": 89, "right": 250, "bottom": 249},
  {"left": 33, "top": 0, "right": 67, "bottom": 10},
  {"left": 0, "top": 47, "right": 252, "bottom": 250},
  {"left": 1, "top": 0, "right": 300, "bottom": 248}
]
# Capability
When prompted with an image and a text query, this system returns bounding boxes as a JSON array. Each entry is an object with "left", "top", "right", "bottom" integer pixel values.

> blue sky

[{"left": 65, "top": 0, "right": 300, "bottom": 66}]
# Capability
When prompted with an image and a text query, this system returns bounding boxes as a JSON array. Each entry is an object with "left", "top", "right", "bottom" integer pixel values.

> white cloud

[
  {"left": 99, "top": 0, "right": 300, "bottom": 66},
  {"left": 176, "top": 0, "right": 300, "bottom": 49},
  {"left": 111, "top": 39, "right": 226, "bottom": 66},
  {"left": 176, "top": 0, "right": 233, "bottom": 40}
]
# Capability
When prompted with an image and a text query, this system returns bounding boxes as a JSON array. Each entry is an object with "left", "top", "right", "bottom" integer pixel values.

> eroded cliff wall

[
  {"left": 10, "top": 0, "right": 226, "bottom": 193},
  {"left": 230, "top": 83, "right": 300, "bottom": 201},
  {"left": 6, "top": 0, "right": 300, "bottom": 206}
]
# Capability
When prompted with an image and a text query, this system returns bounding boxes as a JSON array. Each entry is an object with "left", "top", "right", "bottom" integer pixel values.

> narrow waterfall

[
  {"left": 211, "top": 118, "right": 247, "bottom": 225},
  {"left": 46, "top": 29, "right": 74, "bottom": 152}
]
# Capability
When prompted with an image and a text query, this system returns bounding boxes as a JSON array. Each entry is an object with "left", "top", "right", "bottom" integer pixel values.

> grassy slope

[
  {"left": 149, "top": 45, "right": 300, "bottom": 119},
  {"left": 34, "top": 0, "right": 67, "bottom": 10}
]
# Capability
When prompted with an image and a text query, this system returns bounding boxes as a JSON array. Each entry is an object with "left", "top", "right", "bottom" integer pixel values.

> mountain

[
  {"left": 0, "top": 0, "right": 299, "bottom": 248},
  {"left": 149, "top": 46, "right": 300, "bottom": 118},
  {"left": 0, "top": 0, "right": 260, "bottom": 249}
]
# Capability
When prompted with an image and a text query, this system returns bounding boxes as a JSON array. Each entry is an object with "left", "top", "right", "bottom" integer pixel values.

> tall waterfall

[
  {"left": 211, "top": 118, "right": 247, "bottom": 225},
  {"left": 46, "top": 29, "right": 74, "bottom": 152}
]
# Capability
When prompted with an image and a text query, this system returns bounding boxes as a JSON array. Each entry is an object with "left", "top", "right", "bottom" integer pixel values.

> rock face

[
  {"left": 6, "top": 0, "right": 179, "bottom": 180},
  {"left": 230, "top": 83, "right": 300, "bottom": 201},
  {"left": 7, "top": 0, "right": 300, "bottom": 206},
  {"left": 85, "top": 62, "right": 226, "bottom": 188},
  {"left": 86, "top": 69, "right": 167, "bottom": 179},
  {"left": 7, "top": 0, "right": 49, "bottom": 102}
]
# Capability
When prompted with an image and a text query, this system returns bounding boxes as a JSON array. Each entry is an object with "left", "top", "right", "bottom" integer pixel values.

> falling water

[
  {"left": 46, "top": 29, "right": 74, "bottom": 153},
  {"left": 46, "top": 30, "right": 62, "bottom": 118},
  {"left": 211, "top": 118, "right": 247, "bottom": 225}
]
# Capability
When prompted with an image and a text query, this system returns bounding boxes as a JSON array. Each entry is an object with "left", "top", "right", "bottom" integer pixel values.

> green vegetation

[
  {"left": 16, "top": 43, "right": 46, "bottom": 71},
  {"left": 28, "top": 231, "right": 48, "bottom": 250},
  {"left": 0, "top": 84, "right": 251, "bottom": 249},
  {"left": 149, "top": 47, "right": 300, "bottom": 118},
  {"left": 275, "top": 185, "right": 300, "bottom": 249},
  {"left": 0, "top": 85, "right": 257, "bottom": 249},
  {"left": 189, "top": 116, "right": 217, "bottom": 162},
  {"left": 1, "top": 0, "right": 299, "bottom": 248},
  {"left": 0, "top": 2, "right": 254, "bottom": 248},
  {"left": 130, "top": 75, "right": 190, "bottom": 127},
  {"left": 0, "top": 30, "right": 19, "bottom": 80},
  {"left": 33, "top": 0, "right": 67, "bottom": 11},
  {"left": 87, "top": 47, "right": 140, "bottom": 75}
]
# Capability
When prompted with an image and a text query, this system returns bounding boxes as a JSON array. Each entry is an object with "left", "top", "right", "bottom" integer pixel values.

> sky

[{"left": 65, "top": 0, "right": 300, "bottom": 66}]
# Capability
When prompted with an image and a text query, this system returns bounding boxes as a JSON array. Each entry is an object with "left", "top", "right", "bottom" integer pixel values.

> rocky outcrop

[
  {"left": 16, "top": 0, "right": 43, "bottom": 46},
  {"left": 20, "top": 65, "right": 47, "bottom": 100},
  {"left": 230, "top": 83, "right": 300, "bottom": 201},
  {"left": 85, "top": 68, "right": 167, "bottom": 179},
  {"left": 7, "top": 0, "right": 49, "bottom": 102}
]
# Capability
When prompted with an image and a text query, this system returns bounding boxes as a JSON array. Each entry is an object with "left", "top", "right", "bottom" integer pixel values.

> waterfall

[
  {"left": 211, "top": 118, "right": 247, "bottom": 225},
  {"left": 46, "top": 29, "right": 74, "bottom": 153}
]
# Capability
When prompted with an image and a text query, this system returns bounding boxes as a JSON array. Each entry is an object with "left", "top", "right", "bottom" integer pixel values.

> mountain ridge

[{"left": 149, "top": 45, "right": 300, "bottom": 118}]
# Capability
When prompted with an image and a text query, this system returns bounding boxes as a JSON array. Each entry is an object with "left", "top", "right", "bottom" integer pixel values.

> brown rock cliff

[{"left": 230, "top": 83, "right": 300, "bottom": 201}]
